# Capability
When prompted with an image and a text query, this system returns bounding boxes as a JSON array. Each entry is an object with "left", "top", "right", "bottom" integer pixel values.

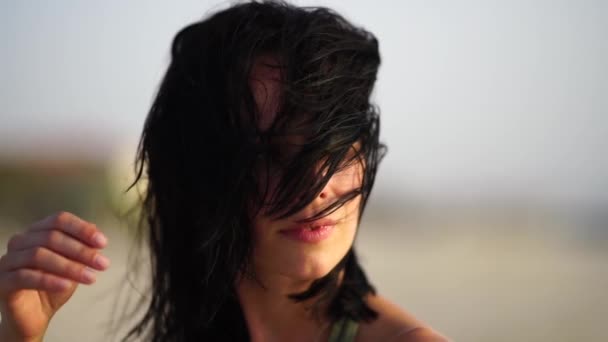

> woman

[{"left": 0, "top": 1, "right": 449, "bottom": 341}]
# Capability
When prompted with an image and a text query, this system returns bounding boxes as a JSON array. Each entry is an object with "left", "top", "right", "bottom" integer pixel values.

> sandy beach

[{"left": 1, "top": 212, "right": 605, "bottom": 342}]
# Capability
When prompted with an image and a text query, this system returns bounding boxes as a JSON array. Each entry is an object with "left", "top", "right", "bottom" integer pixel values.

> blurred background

[{"left": 1, "top": 0, "right": 607, "bottom": 341}]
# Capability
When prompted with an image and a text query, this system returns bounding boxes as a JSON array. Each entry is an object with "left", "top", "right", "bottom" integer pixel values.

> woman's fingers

[
  {"left": 6, "top": 230, "right": 110, "bottom": 271},
  {"left": 0, "top": 211, "right": 110, "bottom": 297},
  {"left": 0, "top": 246, "right": 98, "bottom": 285},
  {"left": 0, "top": 268, "right": 73, "bottom": 294},
  {"left": 28, "top": 211, "right": 108, "bottom": 249}
]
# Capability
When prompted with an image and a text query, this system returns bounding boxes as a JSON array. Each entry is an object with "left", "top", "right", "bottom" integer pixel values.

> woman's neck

[{"left": 235, "top": 272, "right": 332, "bottom": 342}]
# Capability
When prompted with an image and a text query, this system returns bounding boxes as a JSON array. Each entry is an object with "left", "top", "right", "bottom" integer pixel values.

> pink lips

[{"left": 279, "top": 218, "right": 336, "bottom": 243}]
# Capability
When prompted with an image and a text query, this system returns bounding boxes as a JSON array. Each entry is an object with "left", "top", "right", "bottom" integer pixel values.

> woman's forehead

[{"left": 248, "top": 55, "right": 283, "bottom": 132}]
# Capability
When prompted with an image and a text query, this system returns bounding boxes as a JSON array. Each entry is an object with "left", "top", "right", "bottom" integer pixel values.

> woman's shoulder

[{"left": 355, "top": 294, "right": 451, "bottom": 342}]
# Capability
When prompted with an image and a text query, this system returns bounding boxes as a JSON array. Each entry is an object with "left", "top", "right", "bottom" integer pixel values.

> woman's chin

[
  {"left": 252, "top": 223, "right": 356, "bottom": 284},
  {"left": 279, "top": 250, "right": 343, "bottom": 281}
]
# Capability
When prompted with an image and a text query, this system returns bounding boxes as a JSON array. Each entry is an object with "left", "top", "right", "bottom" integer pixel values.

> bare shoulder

[{"left": 356, "top": 294, "right": 451, "bottom": 342}]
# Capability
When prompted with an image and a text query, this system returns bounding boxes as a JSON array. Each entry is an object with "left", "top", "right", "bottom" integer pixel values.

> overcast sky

[{"left": 1, "top": 0, "right": 607, "bottom": 208}]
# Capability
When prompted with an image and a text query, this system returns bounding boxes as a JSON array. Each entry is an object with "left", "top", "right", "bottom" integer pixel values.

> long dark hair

[{"left": 118, "top": 1, "right": 385, "bottom": 341}]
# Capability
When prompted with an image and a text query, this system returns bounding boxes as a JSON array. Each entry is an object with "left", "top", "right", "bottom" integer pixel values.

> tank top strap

[{"left": 328, "top": 317, "right": 359, "bottom": 342}]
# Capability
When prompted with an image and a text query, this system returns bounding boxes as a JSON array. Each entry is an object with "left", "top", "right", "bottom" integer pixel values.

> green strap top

[{"left": 328, "top": 318, "right": 359, "bottom": 342}]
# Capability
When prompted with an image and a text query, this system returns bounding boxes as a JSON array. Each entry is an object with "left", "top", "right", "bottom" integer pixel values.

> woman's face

[{"left": 249, "top": 56, "right": 363, "bottom": 282}]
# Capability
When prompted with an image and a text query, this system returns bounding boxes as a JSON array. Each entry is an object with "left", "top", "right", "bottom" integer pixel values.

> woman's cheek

[{"left": 328, "top": 164, "right": 364, "bottom": 196}]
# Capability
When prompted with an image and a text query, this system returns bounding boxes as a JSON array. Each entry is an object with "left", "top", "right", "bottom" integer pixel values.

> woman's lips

[{"left": 279, "top": 219, "right": 336, "bottom": 243}]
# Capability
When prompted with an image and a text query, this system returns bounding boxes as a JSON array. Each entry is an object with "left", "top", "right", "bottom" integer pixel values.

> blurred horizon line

[{"left": 1, "top": 152, "right": 606, "bottom": 232}]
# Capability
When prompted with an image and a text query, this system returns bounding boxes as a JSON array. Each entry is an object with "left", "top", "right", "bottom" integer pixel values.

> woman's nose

[
  {"left": 315, "top": 183, "right": 333, "bottom": 203},
  {"left": 318, "top": 191, "right": 328, "bottom": 199}
]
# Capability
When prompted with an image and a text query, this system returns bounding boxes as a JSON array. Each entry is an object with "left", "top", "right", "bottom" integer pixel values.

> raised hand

[{"left": 0, "top": 212, "right": 110, "bottom": 341}]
